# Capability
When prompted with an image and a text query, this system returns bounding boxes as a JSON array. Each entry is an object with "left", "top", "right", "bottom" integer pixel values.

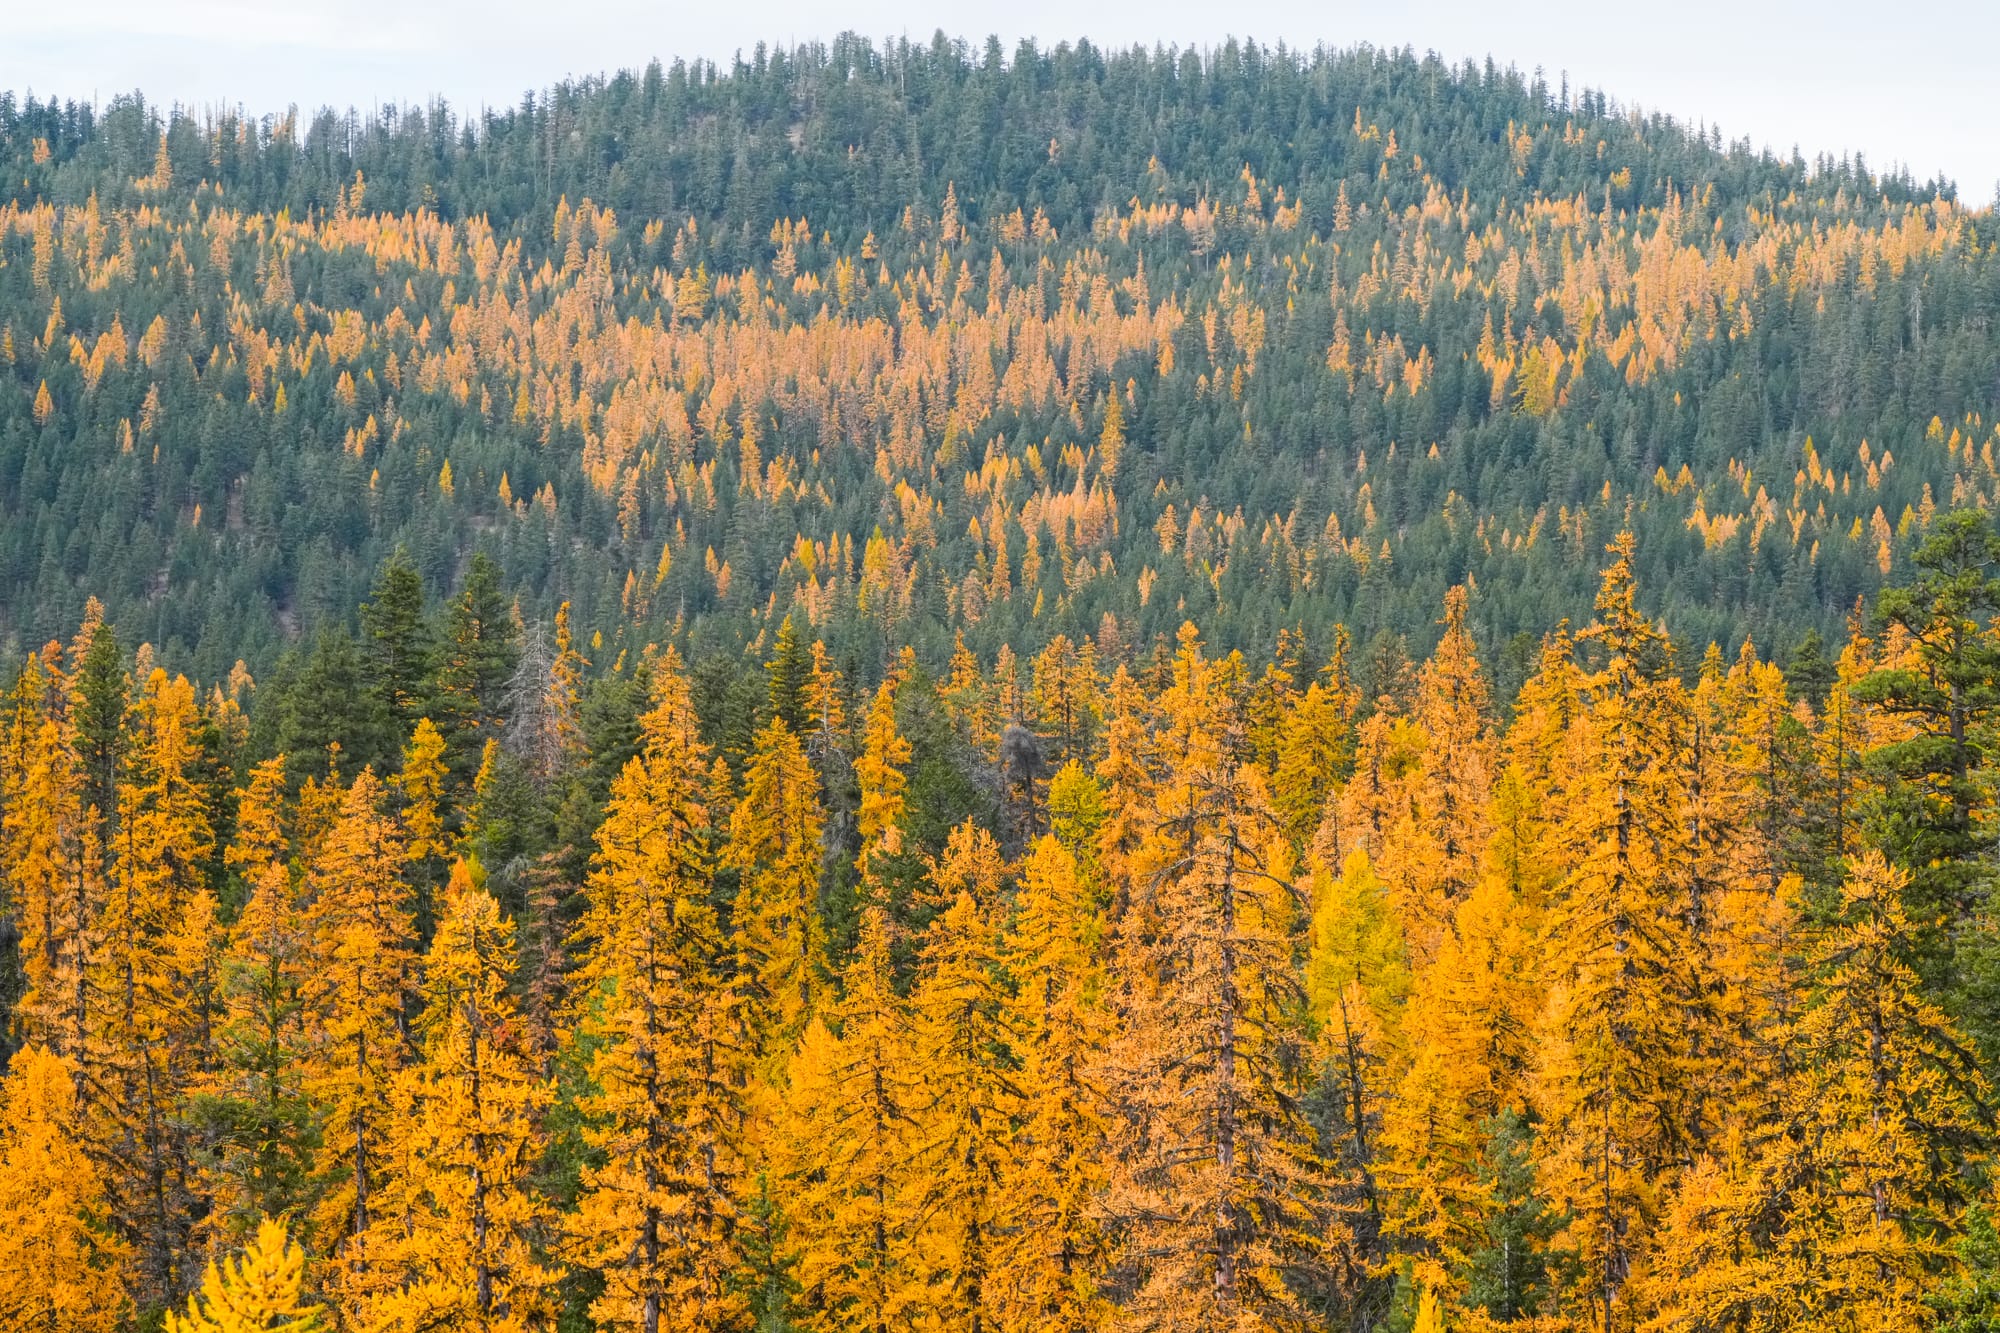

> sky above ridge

[{"left": 10, "top": 0, "right": 1995, "bottom": 203}]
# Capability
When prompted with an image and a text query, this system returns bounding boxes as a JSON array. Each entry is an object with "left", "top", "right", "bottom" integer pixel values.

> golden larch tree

[
  {"left": 727, "top": 715, "right": 829, "bottom": 1058},
  {"left": 566, "top": 648, "right": 750, "bottom": 1333},
  {"left": 299, "top": 769, "right": 416, "bottom": 1264},
  {"left": 350, "top": 860, "right": 558, "bottom": 1331},
  {"left": 0, "top": 1045, "right": 129, "bottom": 1332},
  {"left": 777, "top": 906, "right": 918, "bottom": 1333},
  {"left": 1100, "top": 623, "right": 1337, "bottom": 1331}
]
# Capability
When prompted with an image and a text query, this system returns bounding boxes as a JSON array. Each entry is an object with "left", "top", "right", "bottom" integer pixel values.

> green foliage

[
  {"left": 0, "top": 40, "right": 1985, "bottom": 688},
  {"left": 1853, "top": 510, "right": 2000, "bottom": 1011},
  {"left": 1463, "top": 1107, "right": 1558, "bottom": 1322}
]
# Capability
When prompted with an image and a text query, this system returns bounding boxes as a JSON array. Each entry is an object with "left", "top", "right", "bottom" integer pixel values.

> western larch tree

[
  {"left": 802, "top": 639, "right": 849, "bottom": 775},
  {"left": 1270, "top": 679, "right": 1353, "bottom": 853},
  {"left": 1375, "top": 869, "right": 1537, "bottom": 1299},
  {"left": 1100, "top": 623, "right": 1336, "bottom": 1331},
  {"left": 565, "top": 648, "right": 750, "bottom": 1333},
  {"left": 5, "top": 649, "right": 104, "bottom": 1061},
  {"left": 165, "top": 1216, "right": 321, "bottom": 1333},
  {"left": 1530, "top": 534, "right": 1708, "bottom": 1332},
  {"left": 777, "top": 906, "right": 916, "bottom": 1333},
  {"left": 350, "top": 860, "right": 558, "bottom": 1332},
  {"left": 1644, "top": 851, "right": 1990, "bottom": 1331},
  {"left": 97, "top": 668, "right": 219, "bottom": 1301},
  {"left": 854, "top": 676, "right": 911, "bottom": 899},
  {"left": 1393, "top": 585, "right": 1495, "bottom": 958},
  {"left": 396, "top": 717, "right": 450, "bottom": 871},
  {"left": 998, "top": 833, "right": 1112, "bottom": 1333},
  {"left": 1303, "top": 846, "right": 1409, "bottom": 1268},
  {"left": 904, "top": 887, "right": 1019, "bottom": 1333},
  {"left": 202, "top": 756, "right": 316, "bottom": 1246},
  {"left": 298, "top": 768, "right": 416, "bottom": 1268},
  {"left": 728, "top": 715, "right": 830, "bottom": 1059},
  {"left": 0, "top": 1045, "right": 129, "bottom": 1332},
  {"left": 1090, "top": 664, "right": 1153, "bottom": 910}
]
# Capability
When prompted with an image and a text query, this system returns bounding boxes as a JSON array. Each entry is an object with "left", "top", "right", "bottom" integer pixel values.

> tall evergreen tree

[{"left": 360, "top": 549, "right": 435, "bottom": 745}]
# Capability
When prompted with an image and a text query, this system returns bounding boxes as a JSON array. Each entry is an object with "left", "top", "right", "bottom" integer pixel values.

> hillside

[
  {"left": 2, "top": 38, "right": 1992, "bottom": 691},
  {"left": 4, "top": 36, "right": 2000, "bottom": 1333}
]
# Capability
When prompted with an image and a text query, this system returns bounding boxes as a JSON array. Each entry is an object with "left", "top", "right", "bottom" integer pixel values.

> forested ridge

[
  {"left": 2, "top": 37, "right": 1996, "bottom": 684},
  {"left": 6, "top": 32, "right": 2000, "bottom": 1333}
]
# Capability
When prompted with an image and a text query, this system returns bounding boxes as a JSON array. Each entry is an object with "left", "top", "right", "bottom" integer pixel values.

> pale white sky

[{"left": 10, "top": 0, "right": 1996, "bottom": 202}]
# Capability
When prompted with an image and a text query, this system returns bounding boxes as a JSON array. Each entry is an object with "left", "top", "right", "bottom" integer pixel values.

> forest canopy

[
  {"left": 0, "top": 36, "right": 1990, "bottom": 689},
  {"left": 3, "top": 33, "right": 2000, "bottom": 1333}
]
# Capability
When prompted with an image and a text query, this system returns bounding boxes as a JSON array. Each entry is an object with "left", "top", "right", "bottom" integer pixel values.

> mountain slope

[{"left": 0, "top": 37, "right": 1990, "bottom": 686}]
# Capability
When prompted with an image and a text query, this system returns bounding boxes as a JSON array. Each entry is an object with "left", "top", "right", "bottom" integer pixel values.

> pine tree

[
  {"left": 276, "top": 634, "right": 396, "bottom": 783},
  {"left": 360, "top": 548, "right": 434, "bottom": 742},
  {"left": 1244, "top": 627, "right": 1306, "bottom": 773},
  {"left": 1851, "top": 509, "right": 2000, "bottom": 988},
  {"left": 767, "top": 614, "right": 812, "bottom": 737},
  {"left": 0, "top": 1046, "right": 129, "bottom": 1332},
  {"left": 939, "top": 634, "right": 998, "bottom": 760},
  {"left": 1030, "top": 635, "right": 1101, "bottom": 770},
  {"left": 566, "top": 649, "right": 749, "bottom": 1333},
  {"left": 1461, "top": 1107, "right": 1556, "bottom": 1323},
  {"left": 437, "top": 553, "right": 521, "bottom": 788},
  {"left": 69, "top": 604, "right": 127, "bottom": 860}
]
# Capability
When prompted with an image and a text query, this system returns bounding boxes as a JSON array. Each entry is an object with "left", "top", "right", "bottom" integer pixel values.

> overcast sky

[{"left": 10, "top": 0, "right": 1995, "bottom": 202}]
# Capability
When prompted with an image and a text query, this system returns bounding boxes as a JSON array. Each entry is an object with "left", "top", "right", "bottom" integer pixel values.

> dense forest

[
  {"left": 9, "top": 517, "right": 2000, "bottom": 1332},
  {"left": 4, "top": 32, "right": 2000, "bottom": 1333},
  {"left": 2, "top": 37, "right": 1995, "bottom": 688}
]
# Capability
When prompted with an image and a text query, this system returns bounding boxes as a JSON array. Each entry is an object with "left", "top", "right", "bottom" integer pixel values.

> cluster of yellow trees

[{"left": 0, "top": 533, "right": 1991, "bottom": 1332}]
